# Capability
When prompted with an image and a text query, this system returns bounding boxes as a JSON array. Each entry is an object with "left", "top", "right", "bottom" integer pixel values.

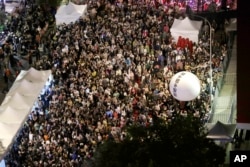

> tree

[
  {"left": 36, "top": 0, "right": 63, "bottom": 8},
  {"left": 93, "top": 114, "right": 226, "bottom": 167}
]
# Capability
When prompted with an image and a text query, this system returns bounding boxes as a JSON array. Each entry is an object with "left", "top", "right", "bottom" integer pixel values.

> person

[
  {"left": 0, "top": 47, "right": 4, "bottom": 71},
  {"left": 3, "top": 66, "right": 10, "bottom": 83},
  {"left": 3, "top": 0, "right": 228, "bottom": 165},
  {"left": 2, "top": 66, "right": 10, "bottom": 93},
  {"left": 0, "top": 0, "right": 4, "bottom": 11}
]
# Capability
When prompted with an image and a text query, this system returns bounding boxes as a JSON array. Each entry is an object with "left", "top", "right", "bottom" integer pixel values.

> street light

[{"left": 188, "top": 14, "right": 213, "bottom": 113}]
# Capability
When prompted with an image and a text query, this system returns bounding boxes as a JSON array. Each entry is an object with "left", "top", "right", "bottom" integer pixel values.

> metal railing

[{"left": 207, "top": 32, "right": 236, "bottom": 123}]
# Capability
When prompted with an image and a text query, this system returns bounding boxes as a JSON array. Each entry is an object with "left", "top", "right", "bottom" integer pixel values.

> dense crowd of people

[{"left": 0, "top": 0, "right": 231, "bottom": 166}]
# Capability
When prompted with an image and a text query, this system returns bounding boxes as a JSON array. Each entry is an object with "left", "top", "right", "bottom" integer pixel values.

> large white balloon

[{"left": 169, "top": 71, "right": 201, "bottom": 101}]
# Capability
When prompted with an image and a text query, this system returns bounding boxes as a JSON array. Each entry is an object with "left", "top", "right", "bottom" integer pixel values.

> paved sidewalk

[
  {"left": 211, "top": 35, "right": 237, "bottom": 165},
  {"left": 211, "top": 35, "right": 237, "bottom": 124}
]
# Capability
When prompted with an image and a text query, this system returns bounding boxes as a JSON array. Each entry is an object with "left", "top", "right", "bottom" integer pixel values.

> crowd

[
  {"left": 1, "top": 0, "right": 54, "bottom": 89},
  {"left": 1, "top": 0, "right": 229, "bottom": 166}
]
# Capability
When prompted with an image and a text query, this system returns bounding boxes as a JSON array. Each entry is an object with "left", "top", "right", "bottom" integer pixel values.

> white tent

[
  {"left": 0, "top": 93, "right": 32, "bottom": 111},
  {"left": 170, "top": 17, "right": 203, "bottom": 43},
  {"left": 7, "top": 79, "right": 43, "bottom": 96},
  {"left": 0, "top": 122, "right": 20, "bottom": 147},
  {"left": 55, "top": 2, "right": 88, "bottom": 25},
  {"left": 225, "top": 18, "right": 237, "bottom": 32},
  {"left": 4, "top": 0, "right": 21, "bottom": 14},
  {"left": 0, "top": 106, "right": 30, "bottom": 124},
  {"left": 0, "top": 160, "right": 5, "bottom": 167},
  {"left": 0, "top": 67, "right": 51, "bottom": 161}
]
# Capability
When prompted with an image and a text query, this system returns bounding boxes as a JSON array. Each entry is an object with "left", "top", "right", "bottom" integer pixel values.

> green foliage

[
  {"left": 94, "top": 115, "right": 226, "bottom": 167},
  {"left": 36, "top": 0, "right": 63, "bottom": 7}
]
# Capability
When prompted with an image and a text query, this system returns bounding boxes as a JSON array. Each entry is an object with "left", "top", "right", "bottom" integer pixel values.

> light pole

[{"left": 188, "top": 14, "right": 213, "bottom": 113}]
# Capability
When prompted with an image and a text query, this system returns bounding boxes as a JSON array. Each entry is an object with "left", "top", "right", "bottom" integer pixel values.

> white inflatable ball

[{"left": 169, "top": 71, "right": 201, "bottom": 101}]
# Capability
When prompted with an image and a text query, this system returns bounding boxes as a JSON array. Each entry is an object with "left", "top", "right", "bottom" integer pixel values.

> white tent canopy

[
  {"left": 0, "top": 106, "right": 30, "bottom": 124},
  {"left": 55, "top": 2, "right": 88, "bottom": 25},
  {"left": 0, "top": 67, "right": 51, "bottom": 161},
  {"left": 170, "top": 17, "right": 203, "bottom": 43},
  {"left": 7, "top": 79, "right": 43, "bottom": 96}
]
